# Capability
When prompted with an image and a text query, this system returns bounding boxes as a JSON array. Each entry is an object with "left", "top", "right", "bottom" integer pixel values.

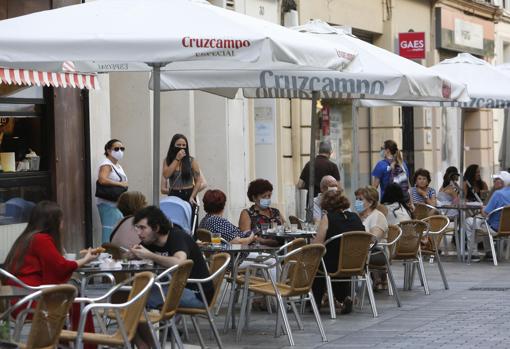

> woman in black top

[{"left": 311, "top": 190, "right": 365, "bottom": 314}]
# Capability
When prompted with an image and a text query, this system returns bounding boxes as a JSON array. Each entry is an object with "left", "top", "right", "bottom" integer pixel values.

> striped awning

[{"left": 0, "top": 67, "right": 99, "bottom": 90}]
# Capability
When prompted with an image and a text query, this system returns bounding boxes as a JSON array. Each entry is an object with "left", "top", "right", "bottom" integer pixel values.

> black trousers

[{"left": 312, "top": 276, "right": 350, "bottom": 308}]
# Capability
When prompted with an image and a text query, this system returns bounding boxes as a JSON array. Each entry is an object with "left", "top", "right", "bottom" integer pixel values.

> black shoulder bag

[{"left": 95, "top": 165, "right": 128, "bottom": 202}]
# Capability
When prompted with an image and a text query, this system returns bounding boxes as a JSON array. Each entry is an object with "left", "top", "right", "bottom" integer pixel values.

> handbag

[{"left": 95, "top": 165, "right": 128, "bottom": 201}]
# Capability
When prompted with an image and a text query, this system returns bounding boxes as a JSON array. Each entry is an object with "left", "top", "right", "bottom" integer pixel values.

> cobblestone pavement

[{"left": 181, "top": 257, "right": 510, "bottom": 349}]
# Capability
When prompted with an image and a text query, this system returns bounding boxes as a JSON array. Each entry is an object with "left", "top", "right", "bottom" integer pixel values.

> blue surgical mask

[
  {"left": 379, "top": 149, "right": 385, "bottom": 159},
  {"left": 259, "top": 198, "right": 271, "bottom": 209},
  {"left": 354, "top": 199, "right": 365, "bottom": 213}
]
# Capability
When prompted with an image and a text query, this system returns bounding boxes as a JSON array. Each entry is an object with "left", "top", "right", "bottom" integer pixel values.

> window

[{"left": 0, "top": 86, "right": 52, "bottom": 225}]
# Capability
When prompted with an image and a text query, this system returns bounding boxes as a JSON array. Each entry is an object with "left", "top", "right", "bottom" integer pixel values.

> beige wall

[{"left": 297, "top": 0, "right": 383, "bottom": 34}]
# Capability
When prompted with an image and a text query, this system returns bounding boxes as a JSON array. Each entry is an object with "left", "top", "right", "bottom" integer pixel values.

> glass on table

[
  {"left": 211, "top": 233, "right": 222, "bottom": 246},
  {"left": 260, "top": 223, "right": 270, "bottom": 233},
  {"left": 290, "top": 224, "right": 298, "bottom": 233}
]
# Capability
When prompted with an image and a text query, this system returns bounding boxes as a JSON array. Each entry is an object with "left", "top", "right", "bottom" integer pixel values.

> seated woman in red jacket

[{"left": 3, "top": 201, "right": 98, "bottom": 347}]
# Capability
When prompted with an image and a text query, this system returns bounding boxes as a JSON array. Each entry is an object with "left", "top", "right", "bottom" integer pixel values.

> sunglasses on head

[{"left": 113, "top": 147, "right": 125, "bottom": 152}]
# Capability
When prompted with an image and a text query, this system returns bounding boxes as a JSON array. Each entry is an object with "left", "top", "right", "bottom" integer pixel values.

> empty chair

[
  {"left": 395, "top": 220, "right": 430, "bottom": 295},
  {"left": 160, "top": 196, "right": 192, "bottom": 233},
  {"left": 421, "top": 215, "right": 450, "bottom": 289},
  {"left": 412, "top": 202, "right": 439, "bottom": 220},
  {"left": 177, "top": 253, "right": 230, "bottom": 349},
  {"left": 60, "top": 271, "right": 155, "bottom": 349},
  {"left": 9, "top": 284, "right": 77, "bottom": 349},
  {"left": 368, "top": 225, "right": 402, "bottom": 307},
  {"left": 141, "top": 261, "right": 194, "bottom": 348},
  {"left": 288, "top": 215, "right": 303, "bottom": 229},
  {"left": 236, "top": 244, "right": 327, "bottom": 346}
]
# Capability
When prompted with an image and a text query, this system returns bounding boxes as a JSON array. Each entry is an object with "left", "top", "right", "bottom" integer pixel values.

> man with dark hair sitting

[{"left": 130, "top": 205, "right": 213, "bottom": 308}]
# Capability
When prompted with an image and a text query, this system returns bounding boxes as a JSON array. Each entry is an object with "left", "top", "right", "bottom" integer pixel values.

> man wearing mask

[
  {"left": 297, "top": 141, "right": 340, "bottom": 199},
  {"left": 465, "top": 171, "right": 510, "bottom": 262},
  {"left": 313, "top": 175, "right": 342, "bottom": 223}
]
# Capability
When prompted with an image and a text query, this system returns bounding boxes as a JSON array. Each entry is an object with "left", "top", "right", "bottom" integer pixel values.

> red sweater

[{"left": 7, "top": 232, "right": 78, "bottom": 286}]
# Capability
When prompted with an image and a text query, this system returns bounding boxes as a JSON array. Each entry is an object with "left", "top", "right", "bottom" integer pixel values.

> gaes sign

[{"left": 398, "top": 32, "right": 425, "bottom": 59}]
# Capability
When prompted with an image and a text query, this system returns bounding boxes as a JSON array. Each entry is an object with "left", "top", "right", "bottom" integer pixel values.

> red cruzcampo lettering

[{"left": 181, "top": 37, "right": 252, "bottom": 49}]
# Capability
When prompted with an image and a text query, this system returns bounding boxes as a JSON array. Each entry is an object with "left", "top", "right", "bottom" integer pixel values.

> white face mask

[
  {"left": 327, "top": 187, "right": 337, "bottom": 191},
  {"left": 111, "top": 150, "right": 124, "bottom": 161}
]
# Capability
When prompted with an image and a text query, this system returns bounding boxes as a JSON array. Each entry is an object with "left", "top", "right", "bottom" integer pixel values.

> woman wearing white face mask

[
  {"left": 96, "top": 139, "right": 128, "bottom": 242},
  {"left": 239, "top": 178, "right": 285, "bottom": 247}
]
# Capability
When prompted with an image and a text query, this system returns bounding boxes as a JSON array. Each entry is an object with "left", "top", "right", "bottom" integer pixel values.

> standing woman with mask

[
  {"left": 96, "top": 139, "right": 128, "bottom": 242},
  {"left": 372, "top": 139, "right": 411, "bottom": 204},
  {"left": 239, "top": 178, "right": 285, "bottom": 246},
  {"left": 162, "top": 134, "right": 203, "bottom": 205}
]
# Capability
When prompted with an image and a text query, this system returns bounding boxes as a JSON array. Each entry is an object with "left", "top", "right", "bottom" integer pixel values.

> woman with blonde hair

[{"left": 117, "top": 191, "right": 148, "bottom": 216}]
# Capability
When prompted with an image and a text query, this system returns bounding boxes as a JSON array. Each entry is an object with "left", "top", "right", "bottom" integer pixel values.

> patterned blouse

[
  {"left": 199, "top": 214, "right": 250, "bottom": 242},
  {"left": 244, "top": 205, "right": 283, "bottom": 232}
]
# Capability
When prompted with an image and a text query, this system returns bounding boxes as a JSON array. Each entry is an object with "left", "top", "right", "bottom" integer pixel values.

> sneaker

[{"left": 466, "top": 255, "right": 481, "bottom": 263}]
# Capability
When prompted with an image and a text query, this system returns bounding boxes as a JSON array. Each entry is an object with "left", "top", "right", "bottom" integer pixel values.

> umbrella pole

[
  {"left": 459, "top": 108, "right": 465, "bottom": 201},
  {"left": 352, "top": 100, "right": 359, "bottom": 198},
  {"left": 306, "top": 91, "right": 319, "bottom": 223},
  {"left": 151, "top": 63, "right": 163, "bottom": 207}
]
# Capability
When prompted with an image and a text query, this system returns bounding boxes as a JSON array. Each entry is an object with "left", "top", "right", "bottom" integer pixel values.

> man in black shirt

[
  {"left": 297, "top": 140, "right": 341, "bottom": 198},
  {"left": 130, "top": 206, "right": 213, "bottom": 308}
]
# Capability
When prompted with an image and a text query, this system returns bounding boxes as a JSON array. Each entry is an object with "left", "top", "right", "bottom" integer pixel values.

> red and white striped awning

[{"left": 0, "top": 67, "right": 99, "bottom": 90}]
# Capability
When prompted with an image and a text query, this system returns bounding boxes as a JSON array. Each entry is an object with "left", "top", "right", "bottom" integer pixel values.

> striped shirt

[{"left": 411, "top": 186, "right": 436, "bottom": 204}]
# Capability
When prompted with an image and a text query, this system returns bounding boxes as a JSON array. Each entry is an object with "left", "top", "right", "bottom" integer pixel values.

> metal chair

[
  {"left": 421, "top": 215, "right": 450, "bottom": 289},
  {"left": 8, "top": 284, "right": 77, "bottom": 349},
  {"left": 195, "top": 228, "right": 212, "bottom": 242},
  {"left": 368, "top": 225, "right": 402, "bottom": 307},
  {"left": 177, "top": 253, "right": 230, "bottom": 349},
  {"left": 317, "top": 231, "right": 377, "bottom": 319},
  {"left": 143, "top": 260, "right": 194, "bottom": 349},
  {"left": 0, "top": 267, "right": 61, "bottom": 341},
  {"left": 412, "top": 202, "right": 440, "bottom": 220},
  {"left": 288, "top": 215, "right": 303, "bottom": 230},
  {"left": 59, "top": 271, "right": 156, "bottom": 349},
  {"left": 236, "top": 244, "right": 327, "bottom": 346},
  {"left": 394, "top": 220, "right": 430, "bottom": 295},
  {"left": 473, "top": 205, "right": 510, "bottom": 266}
]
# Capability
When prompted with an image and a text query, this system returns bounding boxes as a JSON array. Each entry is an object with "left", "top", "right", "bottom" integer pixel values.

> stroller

[{"left": 160, "top": 196, "right": 199, "bottom": 234}]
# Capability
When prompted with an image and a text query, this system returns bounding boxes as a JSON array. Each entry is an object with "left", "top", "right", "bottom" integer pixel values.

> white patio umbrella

[
  {"left": 0, "top": 0, "right": 355, "bottom": 205},
  {"left": 155, "top": 20, "right": 470, "bottom": 220},
  {"left": 361, "top": 53, "right": 510, "bottom": 174},
  {"left": 157, "top": 20, "right": 469, "bottom": 102}
]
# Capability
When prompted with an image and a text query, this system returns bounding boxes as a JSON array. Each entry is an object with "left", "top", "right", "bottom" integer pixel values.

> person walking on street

[{"left": 297, "top": 140, "right": 340, "bottom": 198}]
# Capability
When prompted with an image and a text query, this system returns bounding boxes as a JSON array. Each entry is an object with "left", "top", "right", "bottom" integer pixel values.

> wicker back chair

[
  {"left": 319, "top": 231, "right": 377, "bottom": 318},
  {"left": 143, "top": 260, "right": 194, "bottom": 348},
  {"left": 421, "top": 215, "right": 450, "bottom": 290},
  {"left": 17, "top": 285, "right": 77, "bottom": 349},
  {"left": 177, "top": 253, "right": 230, "bottom": 349},
  {"left": 195, "top": 228, "right": 212, "bottom": 243},
  {"left": 412, "top": 202, "right": 439, "bottom": 220},
  {"left": 236, "top": 244, "right": 327, "bottom": 346},
  {"left": 395, "top": 220, "right": 430, "bottom": 295},
  {"left": 60, "top": 271, "right": 155, "bottom": 348},
  {"left": 288, "top": 215, "right": 303, "bottom": 229}
]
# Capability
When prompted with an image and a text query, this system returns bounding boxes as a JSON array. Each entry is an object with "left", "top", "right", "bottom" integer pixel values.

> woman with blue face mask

[
  {"left": 239, "top": 178, "right": 284, "bottom": 247},
  {"left": 354, "top": 186, "right": 389, "bottom": 291}
]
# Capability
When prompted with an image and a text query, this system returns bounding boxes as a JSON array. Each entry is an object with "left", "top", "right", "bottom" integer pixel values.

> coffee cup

[
  {"left": 64, "top": 253, "right": 76, "bottom": 261},
  {"left": 99, "top": 253, "right": 112, "bottom": 262}
]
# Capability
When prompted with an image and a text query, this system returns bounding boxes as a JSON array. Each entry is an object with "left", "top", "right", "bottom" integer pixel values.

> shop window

[{"left": 0, "top": 86, "right": 52, "bottom": 225}]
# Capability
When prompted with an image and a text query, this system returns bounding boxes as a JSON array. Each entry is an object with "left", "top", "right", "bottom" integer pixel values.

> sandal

[{"left": 340, "top": 296, "right": 353, "bottom": 314}]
